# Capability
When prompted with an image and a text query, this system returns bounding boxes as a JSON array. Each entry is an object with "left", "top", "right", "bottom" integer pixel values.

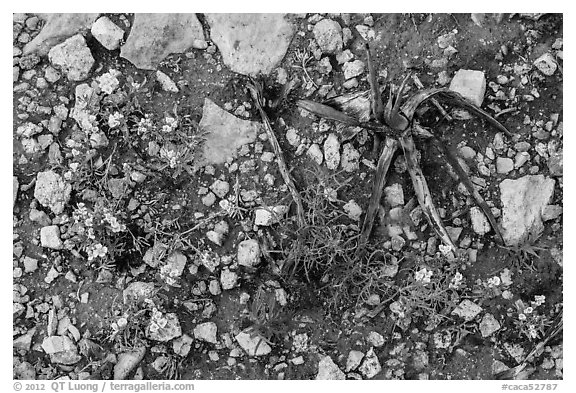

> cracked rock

[
  {"left": 237, "top": 239, "right": 261, "bottom": 267},
  {"left": 206, "top": 14, "right": 294, "bottom": 76},
  {"left": 346, "top": 350, "right": 364, "bottom": 371},
  {"left": 121, "top": 14, "right": 204, "bottom": 70},
  {"left": 359, "top": 348, "right": 382, "bottom": 379},
  {"left": 193, "top": 322, "right": 218, "bottom": 344},
  {"left": 146, "top": 313, "right": 182, "bottom": 342},
  {"left": 479, "top": 313, "right": 501, "bottom": 337},
  {"left": 499, "top": 175, "right": 555, "bottom": 246},
  {"left": 48, "top": 34, "right": 94, "bottom": 81}
]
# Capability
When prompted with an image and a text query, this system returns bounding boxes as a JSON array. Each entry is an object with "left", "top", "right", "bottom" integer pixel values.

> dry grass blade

[
  {"left": 323, "top": 91, "right": 372, "bottom": 123},
  {"left": 400, "top": 134, "right": 456, "bottom": 251},
  {"left": 248, "top": 80, "right": 307, "bottom": 228},
  {"left": 357, "top": 136, "right": 399, "bottom": 256},
  {"left": 296, "top": 99, "right": 378, "bottom": 131},
  {"left": 365, "top": 43, "right": 384, "bottom": 121},
  {"left": 432, "top": 138, "right": 505, "bottom": 244},
  {"left": 411, "top": 74, "right": 453, "bottom": 121}
]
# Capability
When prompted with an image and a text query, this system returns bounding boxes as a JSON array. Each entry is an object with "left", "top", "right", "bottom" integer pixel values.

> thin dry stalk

[
  {"left": 400, "top": 134, "right": 456, "bottom": 251},
  {"left": 357, "top": 136, "right": 399, "bottom": 256},
  {"left": 248, "top": 80, "right": 307, "bottom": 228}
]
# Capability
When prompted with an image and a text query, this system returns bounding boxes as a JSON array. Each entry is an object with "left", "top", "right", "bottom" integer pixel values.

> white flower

[
  {"left": 487, "top": 276, "right": 501, "bottom": 287},
  {"left": 524, "top": 307, "right": 534, "bottom": 314},
  {"left": 449, "top": 271, "right": 463, "bottom": 289},
  {"left": 415, "top": 267, "right": 433, "bottom": 283},
  {"left": 438, "top": 244, "right": 452, "bottom": 256},
  {"left": 108, "top": 112, "right": 124, "bottom": 128},
  {"left": 532, "top": 295, "right": 546, "bottom": 307},
  {"left": 518, "top": 313, "right": 527, "bottom": 321},
  {"left": 97, "top": 69, "right": 121, "bottom": 94},
  {"left": 87, "top": 243, "right": 108, "bottom": 261}
]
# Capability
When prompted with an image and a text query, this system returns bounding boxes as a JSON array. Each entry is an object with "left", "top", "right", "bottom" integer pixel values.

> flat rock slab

[
  {"left": 195, "top": 99, "right": 260, "bottom": 167},
  {"left": 499, "top": 175, "right": 555, "bottom": 246},
  {"left": 206, "top": 14, "right": 295, "bottom": 76},
  {"left": 316, "top": 355, "right": 345, "bottom": 380},
  {"left": 23, "top": 13, "right": 99, "bottom": 56},
  {"left": 121, "top": 13, "right": 204, "bottom": 70},
  {"left": 48, "top": 34, "right": 95, "bottom": 81}
]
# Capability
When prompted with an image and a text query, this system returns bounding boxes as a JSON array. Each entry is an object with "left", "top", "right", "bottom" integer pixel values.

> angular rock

[
  {"left": 324, "top": 133, "right": 340, "bottom": 170},
  {"left": 235, "top": 330, "right": 272, "bottom": 356},
  {"left": 254, "top": 205, "right": 289, "bottom": 226},
  {"left": 123, "top": 281, "right": 156, "bottom": 306},
  {"left": 196, "top": 99, "right": 260, "bottom": 167},
  {"left": 470, "top": 206, "right": 491, "bottom": 235},
  {"left": 316, "top": 355, "right": 345, "bottom": 380},
  {"left": 156, "top": 70, "right": 179, "bottom": 93},
  {"left": 496, "top": 157, "right": 514, "bottom": 174},
  {"left": 13, "top": 176, "right": 18, "bottom": 207},
  {"left": 114, "top": 346, "right": 146, "bottom": 380},
  {"left": 359, "top": 348, "right": 382, "bottom": 379},
  {"left": 368, "top": 331, "right": 385, "bottom": 347},
  {"left": 206, "top": 14, "right": 294, "bottom": 76},
  {"left": 313, "top": 19, "right": 343, "bottom": 54},
  {"left": 499, "top": 175, "right": 555, "bottom": 245},
  {"left": 479, "top": 313, "right": 501, "bottom": 337},
  {"left": 23, "top": 13, "right": 99, "bottom": 56},
  {"left": 41, "top": 335, "right": 81, "bottom": 365},
  {"left": 48, "top": 34, "right": 94, "bottom": 81},
  {"left": 452, "top": 299, "right": 482, "bottom": 321},
  {"left": 210, "top": 179, "right": 230, "bottom": 199},
  {"left": 548, "top": 149, "right": 563, "bottom": 176},
  {"left": 237, "top": 239, "right": 261, "bottom": 267},
  {"left": 40, "top": 225, "right": 63, "bottom": 249},
  {"left": 343, "top": 60, "right": 365, "bottom": 80},
  {"left": 542, "top": 205, "right": 562, "bottom": 221},
  {"left": 384, "top": 183, "right": 404, "bottom": 207},
  {"left": 220, "top": 269, "right": 239, "bottom": 290},
  {"left": 34, "top": 170, "right": 72, "bottom": 214},
  {"left": 146, "top": 313, "right": 182, "bottom": 342},
  {"left": 307, "top": 143, "right": 323, "bottom": 165},
  {"left": 13, "top": 327, "right": 36, "bottom": 351},
  {"left": 172, "top": 334, "right": 193, "bottom": 357},
  {"left": 449, "top": 69, "right": 486, "bottom": 107},
  {"left": 346, "top": 350, "right": 364, "bottom": 371},
  {"left": 14, "top": 361, "right": 36, "bottom": 379},
  {"left": 159, "top": 252, "right": 187, "bottom": 283},
  {"left": 121, "top": 14, "right": 204, "bottom": 70},
  {"left": 533, "top": 53, "right": 557, "bottom": 76},
  {"left": 91, "top": 16, "right": 124, "bottom": 50},
  {"left": 341, "top": 143, "right": 360, "bottom": 172},
  {"left": 193, "top": 322, "right": 217, "bottom": 344}
]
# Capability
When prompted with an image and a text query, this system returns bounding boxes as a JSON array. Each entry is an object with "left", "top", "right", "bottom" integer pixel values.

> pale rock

[
  {"left": 336, "top": 49, "right": 354, "bottom": 64},
  {"left": 48, "top": 34, "right": 94, "bottom": 81},
  {"left": 14, "top": 361, "right": 36, "bottom": 379},
  {"left": 235, "top": 330, "right": 272, "bottom": 356},
  {"left": 193, "top": 322, "right": 218, "bottom": 344},
  {"left": 146, "top": 313, "right": 181, "bottom": 342},
  {"left": 343, "top": 60, "right": 365, "bottom": 80},
  {"left": 40, "top": 225, "right": 63, "bottom": 249},
  {"left": 254, "top": 205, "right": 289, "bottom": 226},
  {"left": 121, "top": 14, "right": 204, "bottom": 70},
  {"left": 307, "top": 143, "right": 324, "bottom": 165},
  {"left": 155, "top": 70, "right": 179, "bottom": 93},
  {"left": 355, "top": 25, "right": 375, "bottom": 41},
  {"left": 173, "top": 334, "right": 193, "bottom": 357},
  {"left": 470, "top": 207, "right": 491, "bottom": 235},
  {"left": 499, "top": 175, "right": 555, "bottom": 245},
  {"left": 346, "top": 350, "right": 364, "bottom": 371},
  {"left": 479, "top": 313, "right": 501, "bottom": 337},
  {"left": 449, "top": 69, "right": 486, "bottom": 107},
  {"left": 206, "top": 14, "right": 294, "bottom": 76},
  {"left": 202, "top": 192, "right": 216, "bottom": 207},
  {"left": 196, "top": 99, "right": 259, "bottom": 167},
  {"left": 207, "top": 231, "right": 224, "bottom": 246},
  {"left": 123, "top": 281, "right": 156, "bottom": 305},
  {"left": 313, "top": 19, "right": 343, "bottom": 54},
  {"left": 533, "top": 53, "right": 557, "bottom": 76},
  {"left": 220, "top": 269, "right": 239, "bottom": 290},
  {"left": 452, "top": 299, "right": 482, "bottom": 321},
  {"left": 496, "top": 157, "right": 514, "bottom": 174},
  {"left": 384, "top": 183, "right": 404, "bottom": 207},
  {"left": 237, "top": 239, "right": 261, "bottom": 267},
  {"left": 324, "top": 133, "right": 340, "bottom": 170},
  {"left": 210, "top": 179, "right": 230, "bottom": 198},
  {"left": 91, "top": 16, "right": 124, "bottom": 50},
  {"left": 160, "top": 252, "right": 187, "bottom": 280},
  {"left": 368, "top": 331, "right": 385, "bottom": 347},
  {"left": 41, "top": 335, "right": 81, "bottom": 365},
  {"left": 514, "top": 152, "right": 530, "bottom": 168},
  {"left": 542, "top": 205, "right": 562, "bottom": 221},
  {"left": 458, "top": 146, "right": 476, "bottom": 160},
  {"left": 343, "top": 200, "right": 362, "bottom": 221},
  {"left": 446, "top": 226, "right": 463, "bottom": 242},
  {"left": 316, "top": 355, "right": 345, "bottom": 380},
  {"left": 13, "top": 327, "right": 36, "bottom": 351},
  {"left": 13, "top": 176, "right": 18, "bottom": 207},
  {"left": 341, "top": 143, "right": 360, "bottom": 171},
  {"left": 286, "top": 128, "right": 300, "bottom": 146},
  {"left": 34, "top": 170, "right": 71, "bottom": 215},
  {"left": 547, "top": 149, "right": 562, "bottom": 176},
  {"left": 359, "top": 348, "right": 382, "bottom": 379},
  {"left": 23, "top": 13, "right": 99, "bottom": 56},
  {"left": 23, "top": 257, "right": 39, "bottom": 273}
]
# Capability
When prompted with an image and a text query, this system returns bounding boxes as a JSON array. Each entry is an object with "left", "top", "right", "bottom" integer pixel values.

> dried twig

[{"left": 248, "top": 79, "right": 307, "bottom": 228}]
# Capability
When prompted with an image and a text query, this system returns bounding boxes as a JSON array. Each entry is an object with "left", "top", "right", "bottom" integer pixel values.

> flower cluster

[
  {"left": 148, "top": 307, "right": 169, "bottom": 333},
  {"left": 108, "top": 112, "right": 124, "bottom": 128},
  {"left": 448, "top": 271, "right": 464, "bottom": 289},
  {"left": 162, "top": 116, "right": 178, "bottom": 133},
  {"left": 415, "top": 267, "right": 433, "bottom": 284},
  {"left": 514, "top": 295, "right": 549, "bottom": 340},
  {"left": 97, "top": 69, "right": 121, "bottom": 95}
]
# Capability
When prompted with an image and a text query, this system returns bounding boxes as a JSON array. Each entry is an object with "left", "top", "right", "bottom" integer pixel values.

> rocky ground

[{"left": 13, "top": 13, "right": 563, "bottom": 381}]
